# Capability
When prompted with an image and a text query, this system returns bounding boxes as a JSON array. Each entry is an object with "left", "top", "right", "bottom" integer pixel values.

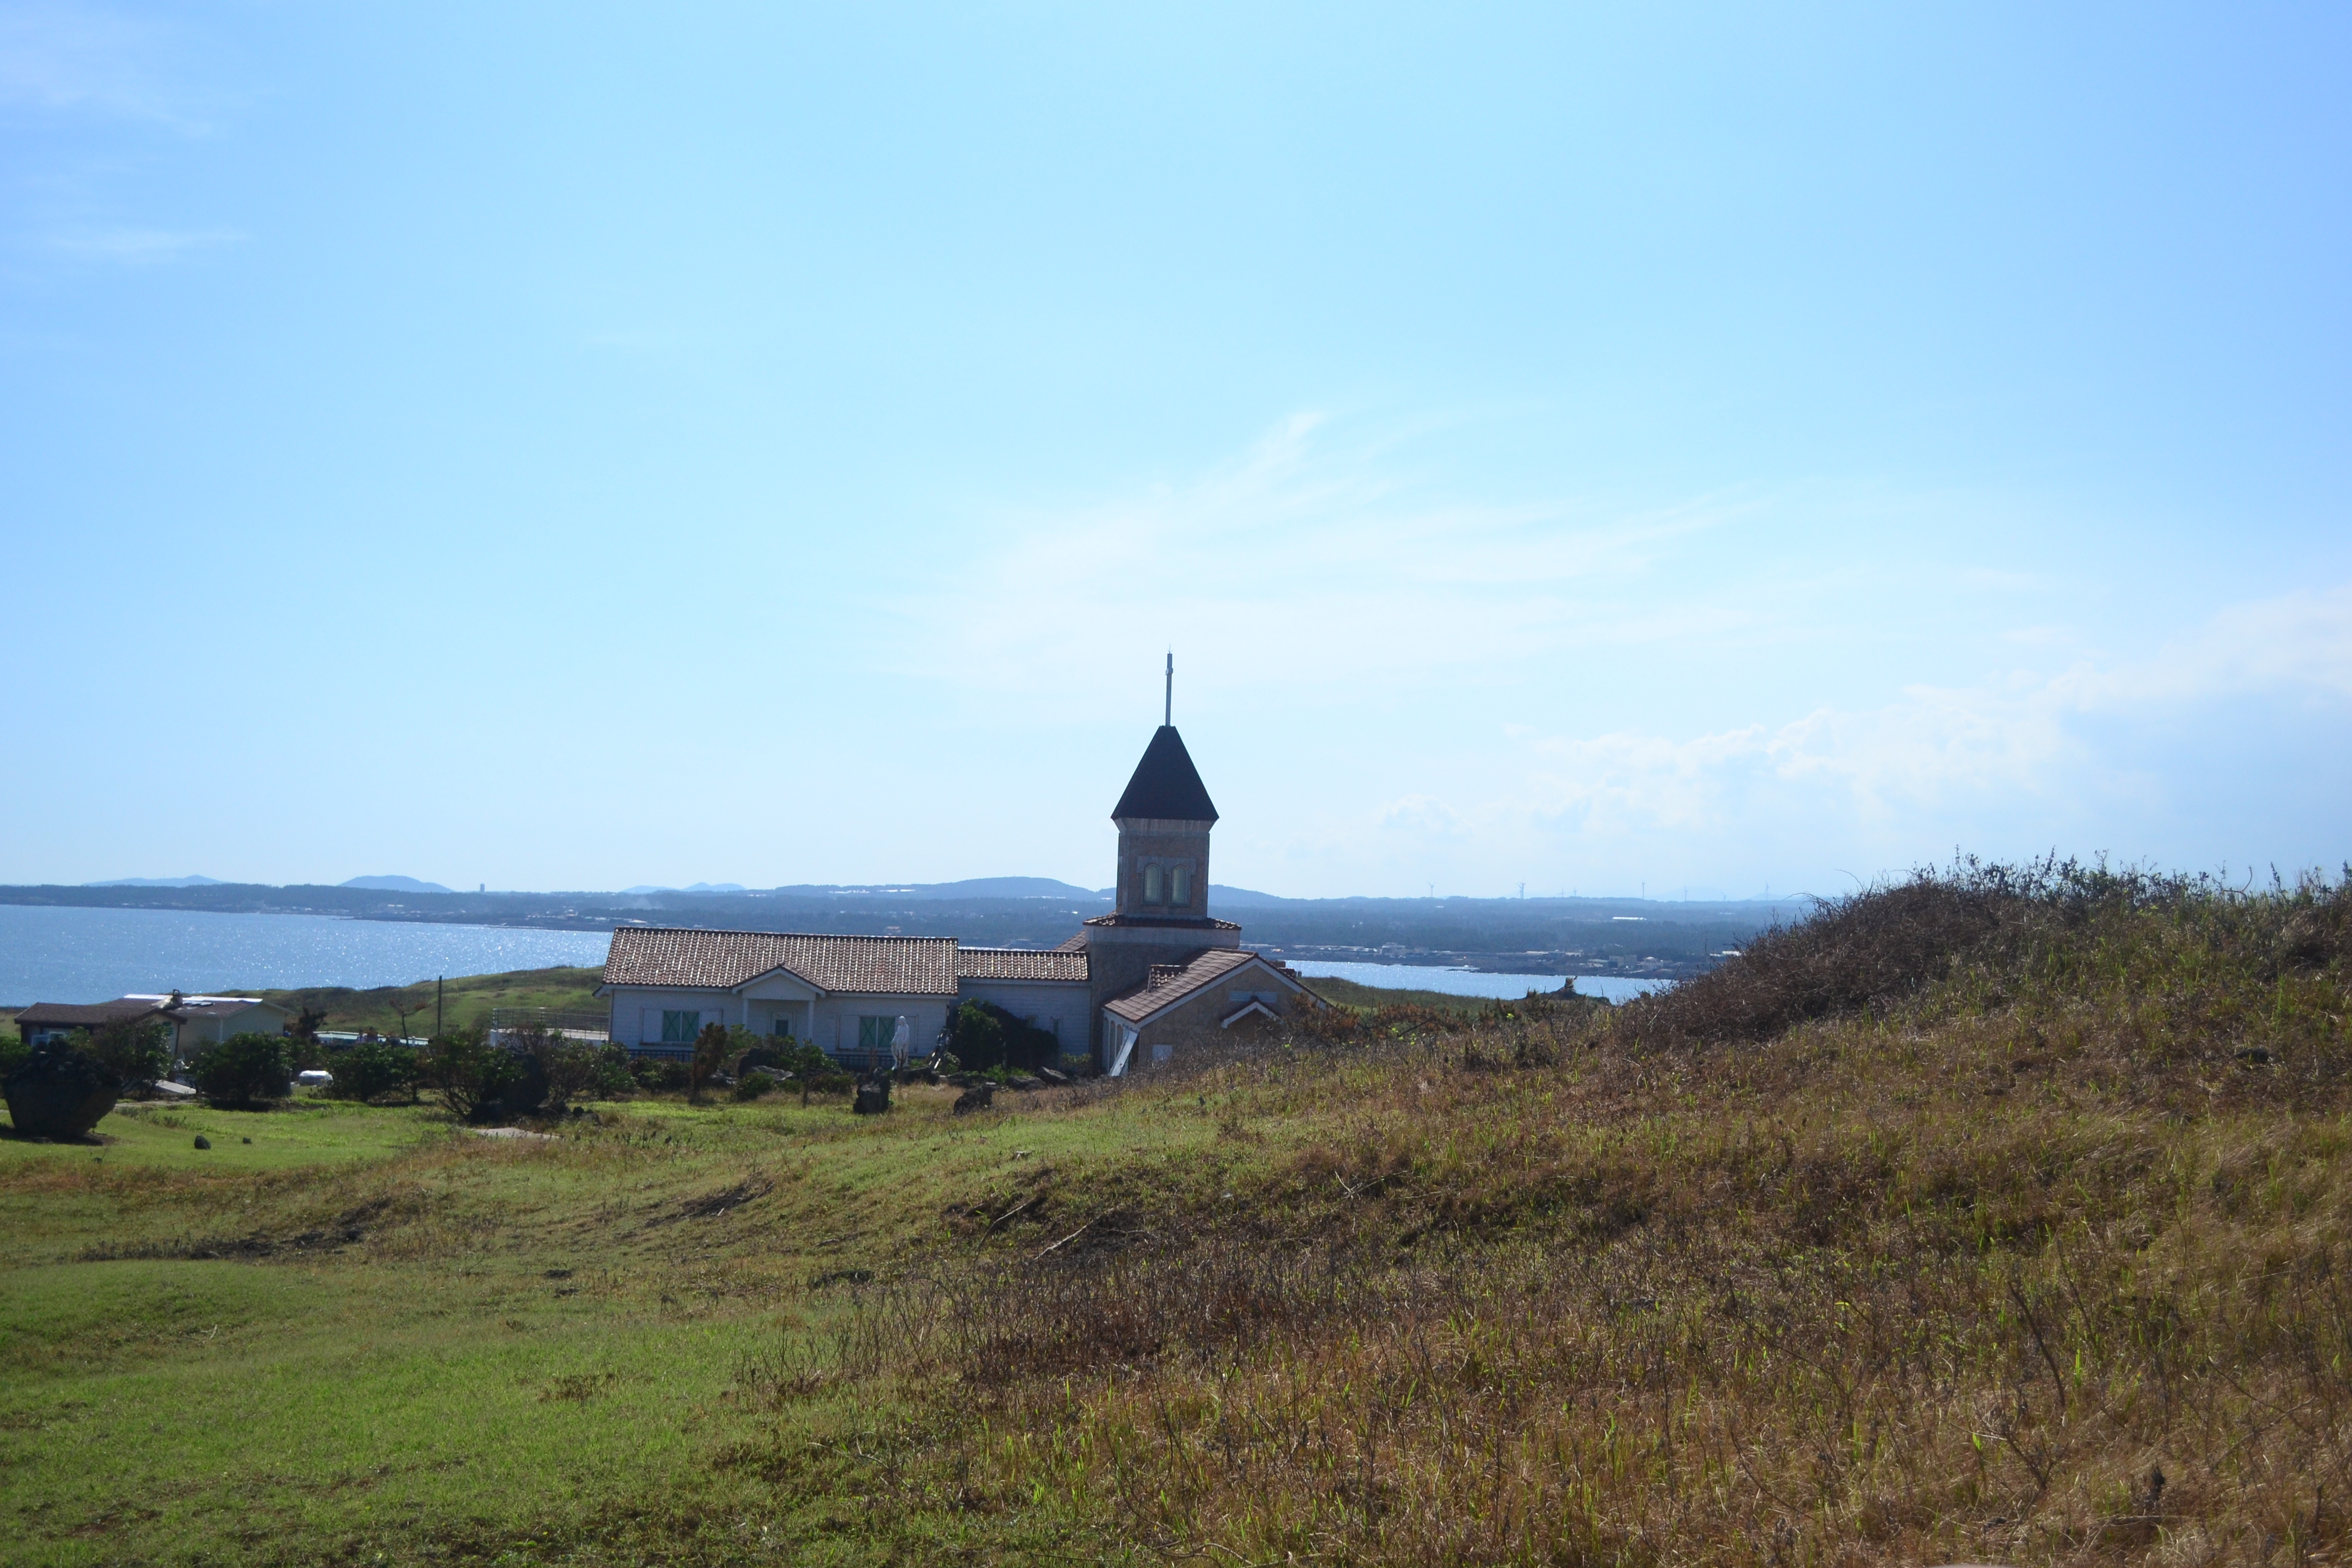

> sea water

[
  {"left": 0, "top": 903, "right": 1676, "bottom": 1009},
  {"left": 1283, "top": 959, "right": 1671, "bottom": 1004},
  {"left": 0, "top": 904, "right": 614, "bottom": 1006}
]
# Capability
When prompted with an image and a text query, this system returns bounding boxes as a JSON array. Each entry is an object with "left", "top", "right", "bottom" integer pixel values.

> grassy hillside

[
  {"left": 240, "top": 965, "right": 606, "bottom": 1036},
  {"left": 1, "top": 861, "right": 2347, "bottom": 1565}
]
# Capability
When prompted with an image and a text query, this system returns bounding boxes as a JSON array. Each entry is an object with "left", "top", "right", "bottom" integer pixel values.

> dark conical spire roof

[{"left": 1112, "top": 726, "right": 1219, "bottom": 822}]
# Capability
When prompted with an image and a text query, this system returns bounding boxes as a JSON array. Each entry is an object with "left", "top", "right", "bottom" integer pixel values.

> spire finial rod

[{"left": 1164, "top": 650, "right": 1173, "bottom": 727}]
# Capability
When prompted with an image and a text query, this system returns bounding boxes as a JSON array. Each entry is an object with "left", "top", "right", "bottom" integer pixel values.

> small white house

[
  {"left": 16, "top": 993, "right": 290, "bottom": 1060},
  {"left": 598, "top": 928, "right": 966, "bottom": 1067},
  {"left": 124, "top": 994, "right": 293, "bottom": 1057}
]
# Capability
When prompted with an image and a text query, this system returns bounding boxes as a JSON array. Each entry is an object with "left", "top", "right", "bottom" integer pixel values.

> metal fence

[{"left": 487, "top": 1007, "right": 609, "bottom": 1043}]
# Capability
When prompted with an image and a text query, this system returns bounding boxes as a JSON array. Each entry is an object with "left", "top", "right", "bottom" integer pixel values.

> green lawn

[
  {"left": 2, "top": 906, "right": 2347, "bottom": 1566},
  {"left": 0, "top": 1084, "right": 1241, "bottom": 1564}
]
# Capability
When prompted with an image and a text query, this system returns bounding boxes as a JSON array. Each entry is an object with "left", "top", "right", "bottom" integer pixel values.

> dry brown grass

[{"left": 731, "top": 866, "right": 2352, "bottom": 1566}]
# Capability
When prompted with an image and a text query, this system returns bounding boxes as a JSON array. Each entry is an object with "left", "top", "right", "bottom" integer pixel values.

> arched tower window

[
  {"left": 1170, "top": 865, "right": 1191, "bottom": 906},
  {"left": 1143, "top": 865, "right": 1164, "bottom": 904}
]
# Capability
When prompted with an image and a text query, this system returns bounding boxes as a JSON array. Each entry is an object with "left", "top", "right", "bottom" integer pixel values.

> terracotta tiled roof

[
  {"left": 1105, "top": 947, "right": 1304, "bottom": 1025},
  {"left": 1050, "top": 933, "right": 1089, "bottom": 953},
  {"left": 602, "top": 927, "right": 959, "bottom": 995},
  {"left": 957, "top": 948, "right": 1090, "bottom": 982},
  {"left": 15, "top": 999, "right": 171, "bottom": 1028}
]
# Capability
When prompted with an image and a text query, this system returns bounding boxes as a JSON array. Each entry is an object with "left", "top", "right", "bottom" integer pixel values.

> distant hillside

[
  {"left": 340, "top": 875, "right": 455, "bottom": 894},
  {"left": 84, "top": 875, "right": 227, "bottom": 888},
  {"left": 250, "top": 966, "right": 604, "bottom": 1037}
]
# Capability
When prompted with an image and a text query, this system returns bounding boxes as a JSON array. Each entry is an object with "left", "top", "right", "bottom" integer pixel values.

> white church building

[{"left": 595, "top": 716, "right": 1319, "bottom": 1074}]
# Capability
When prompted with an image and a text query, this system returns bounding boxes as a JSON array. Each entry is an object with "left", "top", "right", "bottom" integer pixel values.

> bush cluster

[
  {"left": 945, "top": 1001, "right": 1059, "bottom": 1072},
  {"left": 415, "top": 1029, "right": 517, "bottom": 1118},
  {"left": 330, "top": 1039, "right": 419, "bottom": 1103},
  {"left": 87, "top": 1019, "right": 172, "bottom": 1090},
  {"left": 191, "top": 1033, "right": 291, "bottom": 1107},
  {"left": 1613, "top": 855, "right": 2352, "bottom": 1052}
]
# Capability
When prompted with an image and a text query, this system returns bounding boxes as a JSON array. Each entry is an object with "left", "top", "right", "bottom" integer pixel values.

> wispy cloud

[
  {"left": 892, "top": 410, "right": 1772, "bottom": 713},
  {"left": 0, "top": 5, "right": 203, "bottom": 129},
  {"left": 1434, "top": 581, "right": 2352, "bottom": 877},
  {"left": 885, "top": 412, "right": 2348, "bottom": 890},
  {"left": 42, "top": 225, "right": 240, "bottom": 263}
]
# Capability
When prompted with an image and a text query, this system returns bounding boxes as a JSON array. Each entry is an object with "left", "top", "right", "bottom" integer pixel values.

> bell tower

[{"left": 1080, "top": 655, "right": 1242, "bottom": 1063}]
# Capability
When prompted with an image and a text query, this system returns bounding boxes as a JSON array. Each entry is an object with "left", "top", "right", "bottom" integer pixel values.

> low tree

[
  {"left": 589, "top": 1044, "right": 635, "bottom": 1099},
  {"left": 416, "top": 1028, "right": 518, "bottom": 1118},
  {"left": 947, "top": 1001, "right": 1006, "bottom": 1069},
  {"left": 945, "top": 1000, "right": 1059, "bottom": 1072},
  {"left": 287, "top": 1006, "right": 333, "bottom": 1071},
  {"left": 508, "top": 1027, "right": 601, "bottom": 1109},
  {"left": 632, "top": 1057, "right": 692, "bottom": 1093},
  {"left": 688, "top": 1022, "right": 729, "bottom": 1103},
  {"left": 779, "top": 1041, "right": 851, "bottom": 1106},
  {"left": 332, "top": 1039, "right": 419, "bottom": 1103},
  {"left": 86, "top": 1018, "right": 172, "bottom": 1092},
  {"left": 192, "top": 1032, "right": 292, "bottom": 1107}
]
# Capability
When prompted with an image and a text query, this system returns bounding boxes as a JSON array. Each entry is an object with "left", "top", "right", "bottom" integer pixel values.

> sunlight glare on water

[
  {"left": 1280, "top": 959, "right": 1672, "bottom": 1003},
  {"left": 0, "top": 905, "right": 614, "bottom": 1004}
]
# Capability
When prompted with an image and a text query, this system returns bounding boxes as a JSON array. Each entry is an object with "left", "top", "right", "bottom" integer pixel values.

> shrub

[
  {"left": 1612, "top": 855, "right": 2352, "bottom": 1052},
  {"left": 192, "top": 1032, "right": 292, "bottom": 1107},
  {"left": 331, "top": 1039, "right": 418, "bottom": 1103},
  {"left": 504, "top": 1027, "right": 601, "bottom": 1107},
  {"left": 689, "top": 1022, "right": 729, "bottom": 1102},
  {"left": 86, "top": 1018, "right": 172, "bottom": 1091},
  {"left": 946, "top": 1001, "right": 1059, "bottom": 1072},
  {"left": 3, "top": 1040, "right": 119, "bottom": 1138},
  {"left": 632, "top": 1058, "right": 692, "bottom": 1093},
  {"left": 732, "top": 1069, "right": 778, "bottom": 1101},
  {"left": 416, "top": 1028, "right": 519, "bottom": 1118},
  {"left": 769, "top": 1042, "right": 852, "bottom": 1104},
  {"left": 589, "top": 1044, "right": 635, "bottom": 1099}
]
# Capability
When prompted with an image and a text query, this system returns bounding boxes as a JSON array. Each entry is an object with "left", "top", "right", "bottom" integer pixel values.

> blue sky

[{"left": 3, "top": 3, "right": 2346, "bottom": 899}]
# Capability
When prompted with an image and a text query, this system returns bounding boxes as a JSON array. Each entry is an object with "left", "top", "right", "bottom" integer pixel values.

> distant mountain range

[
  {"left": 605, "top": 878, "right": 1287, "bottom": 901},
  {"left": 14, "top": 875, "right": 1810, "bottom": 981},
  {"left": 611, "top": 877, "right": 1110, "bottom": 899},
  {"left": 62, "top": 875, "right": 1636, "bottom": 908}
]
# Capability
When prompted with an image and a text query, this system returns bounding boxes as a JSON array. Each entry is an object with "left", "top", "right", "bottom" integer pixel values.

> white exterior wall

[
  {"left": 605, "top": 987, "right": 737, "bottom": 1049},
  {"left": 175, "top": 1001, "right": 291, "bottom": 1053},
  {"left": 603, "top": 985, "right": 951, "bottom": 1061},
  {"left": 954, "top": 979, "right": 1091, "bottom": 1056},
  {"left": 814, "top": 994, "right": 952, "bottom": 1065}
]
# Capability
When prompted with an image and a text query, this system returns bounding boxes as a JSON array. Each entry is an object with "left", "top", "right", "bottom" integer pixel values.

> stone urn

[{"left": 4, "top": 1043, "right": 121, "bottom": 1141}]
